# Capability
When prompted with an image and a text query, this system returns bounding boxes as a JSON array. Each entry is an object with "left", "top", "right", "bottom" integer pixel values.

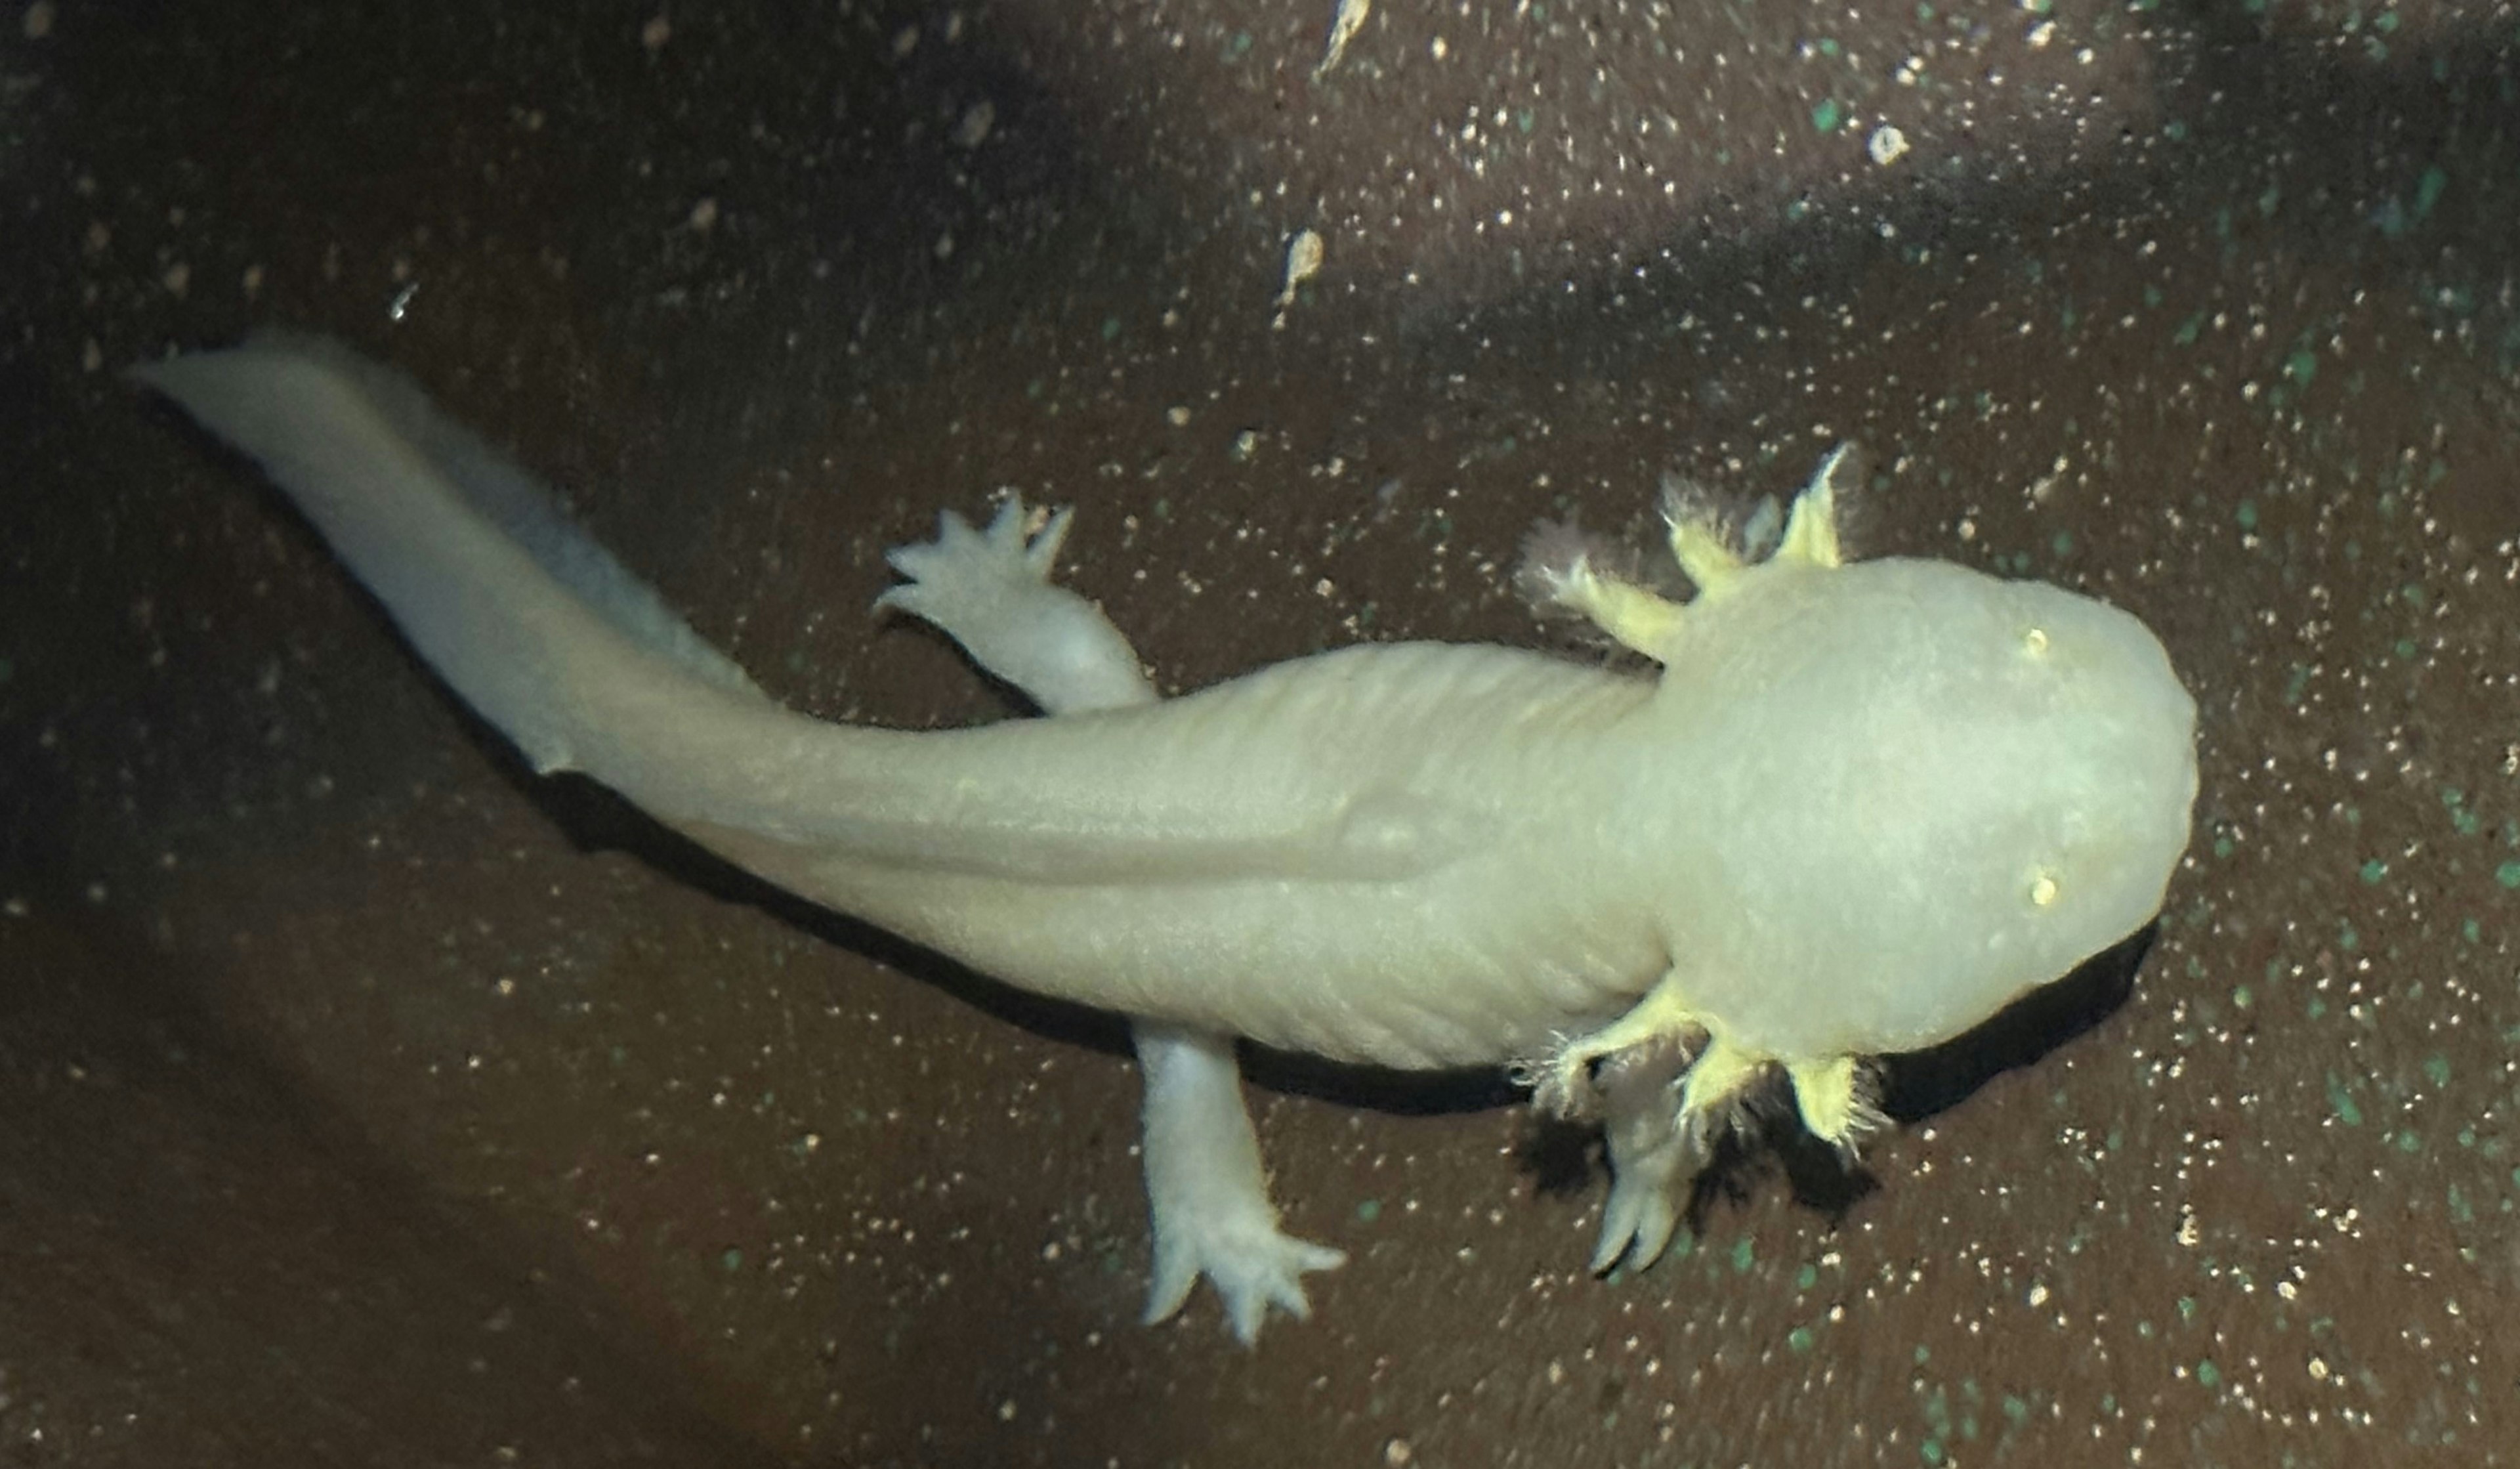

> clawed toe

[{"left": 1145, "top": 1224, "right": 1345, "bottom": 1346}]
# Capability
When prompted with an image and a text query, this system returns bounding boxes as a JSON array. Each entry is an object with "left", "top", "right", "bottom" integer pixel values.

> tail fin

[{"left": 132, "top": 335, "right": 766, "bottom": 777}]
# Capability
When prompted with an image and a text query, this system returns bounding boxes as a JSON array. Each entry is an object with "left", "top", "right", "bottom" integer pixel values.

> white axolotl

[{"left": 136, "top": 336, "right": 2199, "bottom": 1342}]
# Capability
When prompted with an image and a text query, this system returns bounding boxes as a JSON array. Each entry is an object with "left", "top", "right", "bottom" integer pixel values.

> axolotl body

[{"left": 136, "top": 337, "right": 2199, "bottom": 1342}]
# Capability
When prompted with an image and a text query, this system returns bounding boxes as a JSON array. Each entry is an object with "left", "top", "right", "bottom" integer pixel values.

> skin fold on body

[{"left": 135, "top": 335, "right": 2199, "bottom": 1342}]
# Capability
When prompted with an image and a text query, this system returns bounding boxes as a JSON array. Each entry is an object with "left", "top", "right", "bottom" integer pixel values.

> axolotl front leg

[{"left": 875, "top": 500, "right": 1345, "bottom": 1342}]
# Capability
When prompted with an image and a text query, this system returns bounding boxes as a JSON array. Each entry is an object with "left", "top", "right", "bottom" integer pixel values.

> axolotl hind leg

[
  {"left": 879, "top": 498, "right": 1345, "bottom": 1343},
  {"left": 1133, "top": 1023, "right": 1347, "bottom": 1340}
]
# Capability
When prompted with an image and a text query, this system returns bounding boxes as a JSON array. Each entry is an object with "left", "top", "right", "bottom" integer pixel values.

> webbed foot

[
  {"left": 1534, "top": 981, "right": 1797, "bottom": 1276},
  {"left": 1589, "top": 1037, "right": 1702, "bottom": 1273},
  {"left": 877, "top": 497, "right": 1151, "bottom": 715},
  {"left": 1143, "top": 1193, "right": 1347, "bottom": 1344},
  {"left": 877, "top": 496, "right": 1069, "bottom": 623},
  {"left": 1593, "top": 1144, "right": 1690, "bottom": 1274},
  {"left": 1599, "top": 1033, "right": 1767, "bottom": 1265}
]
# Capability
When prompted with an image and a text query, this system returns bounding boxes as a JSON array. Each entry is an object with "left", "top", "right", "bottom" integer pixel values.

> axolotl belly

[{"left": 136, "top": 336, "right": 2198, "bottom": 1343}]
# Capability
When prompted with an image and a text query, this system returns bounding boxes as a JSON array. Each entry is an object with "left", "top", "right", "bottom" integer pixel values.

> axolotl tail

[
  {"left": 131, "top": 337, "right": 1049, "bottom": 871},
  {"left": 135, "top": 338, "right": 1661, "bottom": 1063},
  {"left": 132, "top": 335, "right": 783, "bottom": 778}
]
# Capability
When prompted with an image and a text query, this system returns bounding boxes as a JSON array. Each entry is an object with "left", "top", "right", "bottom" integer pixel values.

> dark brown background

[{"left": 4, "top": 1, "right": 2517, "bottom": 1464}]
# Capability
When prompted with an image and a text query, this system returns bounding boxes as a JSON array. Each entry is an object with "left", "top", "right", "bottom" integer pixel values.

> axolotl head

[{"left": 1648, "top": 553, "right": 2199, "bottom": 1067}]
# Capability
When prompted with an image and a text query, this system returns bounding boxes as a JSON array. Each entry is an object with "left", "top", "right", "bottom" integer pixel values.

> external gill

[
  {"left": 1524, "top": 442, "right": 1858, "bottom": 662},
  {"left": 1517, "top": 445, "right": 1883, "bottom": 1271}
]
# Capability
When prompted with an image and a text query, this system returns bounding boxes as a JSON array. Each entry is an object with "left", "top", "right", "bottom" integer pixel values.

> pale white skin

[{"left": 135, "top": 338, "right": 2200, "bottom": 1343}]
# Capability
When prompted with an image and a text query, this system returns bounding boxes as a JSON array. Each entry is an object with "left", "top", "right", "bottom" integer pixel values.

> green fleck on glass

[
  {"left": 2414, "top": 164, "right": 2446, "bottom": 219},
  {"left": 2173, "top": 312, "right": 2203, "bottom": 346},
  {"left": 1788, "top": 1325, "right": 1816, "bottom": 1352},
  {"left": 2284, "top": 349, "right": 2317, "bottom": 385},
  {"left": 2496, "top": 861, "right": 2520, "bottom": 890},
  {"left": 2359, "top": 858, "right": 2387, "bottom": 884},
  {"left": 2235, "top": 500, "right": 2258, "bottom": 530},
  {"left": 1101, "top": 316, "right": 1122, "bottom": 341},
  {"left": 2326, "top": 1073, "right": 2363, "bottom": 1126},
  {"left": 1731, "top": 1237, "right": 1755, "bottom": 1274},
  {"left": 1796, "top": 1263, "right": 1819, "bottom": 1290},
  {"left": 2197, "top": 1359, "right": 2221, "bottom": 1388},
  {"left": 1811, "top": 98, "right": 1842, "bottom": 133},
  {"left": 1356, "top": 1199, "right": 1382, "bottom": 1223},
  {"left": 2424, "top": 1055, "right": 2452, "bottom": 1088},
  {"left": 720, "top": 1247, "right": 744, "bottom": 1273}
]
